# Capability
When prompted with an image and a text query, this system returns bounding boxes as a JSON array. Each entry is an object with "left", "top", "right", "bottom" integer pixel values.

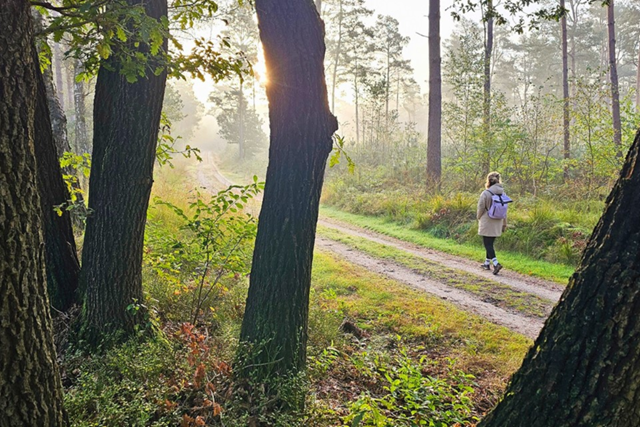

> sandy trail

[{"left": 194, "top": 153, "right": 565, "bottom": 338}]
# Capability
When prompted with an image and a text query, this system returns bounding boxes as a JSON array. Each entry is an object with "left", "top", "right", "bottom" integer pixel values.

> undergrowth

[
  {"left": 322, "top": 172, "right": 602, "bottom": 268},
  {"left": 60, "top": 160, "right": 530, "bottom": 426}
]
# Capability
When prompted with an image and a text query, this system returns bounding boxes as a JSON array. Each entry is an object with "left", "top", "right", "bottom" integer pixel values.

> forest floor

[{"left": 196, "top": 152, "right": 564, "bottom": 339}]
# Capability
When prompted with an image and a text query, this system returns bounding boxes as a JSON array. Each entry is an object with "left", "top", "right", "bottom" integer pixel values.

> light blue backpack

[{"left": 486, "top": 190, "right": 512, "bottom": 219}]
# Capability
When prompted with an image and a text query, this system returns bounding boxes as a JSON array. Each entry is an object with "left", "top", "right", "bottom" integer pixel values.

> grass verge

[
  {"left": 317, "top": 225, "right": 554, "bottom": 318},
  {"left": 320, "top": 205, "right": 574, "bottom": 284}
]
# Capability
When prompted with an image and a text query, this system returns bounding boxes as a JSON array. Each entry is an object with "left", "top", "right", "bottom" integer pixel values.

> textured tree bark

[
  {"left": 561, "top": 0, "right": 570, "bottom": 181},
  {"left": 479, "top": 128, "right": 640, "bottom": 426},
  {"left": 34, "top": 47, "right": 81, "bottom": 312},
  {"left": 0, "top": 1, "right": 66, "bottom": 424},
  {"left": 608, "top": 0, "right": 622, "bottom": 156},
  {"left": 427, "top": 0, "right": 441, "bottom": 187},
  {"left": 239, "top": 0, "right": 338, "bottom": 378},
  {"left": 482, "top": 1, "right": 493, "bottom": 175},
  {"left": 80, "top": 0, "right": 168, "bottom": 345}
]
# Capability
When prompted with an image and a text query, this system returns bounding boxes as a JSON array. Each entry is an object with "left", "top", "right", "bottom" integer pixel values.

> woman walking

[{"left": 477, "top": 172, "right": 508, "bottom": 274}]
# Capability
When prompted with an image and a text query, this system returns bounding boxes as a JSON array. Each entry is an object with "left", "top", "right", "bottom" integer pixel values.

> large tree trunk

[
  {"left": 33, "top": 47, "right": 81, "bottom": 312},
  {"left": 561, "top": 0, "right": 570, "bottom": 181},
  {"left": 608, "top": 0, "right": 622, "bottom": 156},
  {"left": 0, "top": 1, "right": 66, "bottom": 424},
  {"left": 73, "top": 58, "right": 90, "bottom": 155},
  {"left": 479, "top": 128, "right": 640, "bottom": 426},
  {"left": 239, "top": 0, "right": 338, "bottom": 379},
  {"left": 427, "top": 0, "right": 441, "bottom": 187},
  {"left": 80, "top": 0, "right": 168, "bottom": 345}
]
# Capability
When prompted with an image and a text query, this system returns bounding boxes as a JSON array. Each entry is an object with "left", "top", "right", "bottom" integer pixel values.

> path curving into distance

[{"left": 194, "top": 153, "right": 565, "bottom": 338}]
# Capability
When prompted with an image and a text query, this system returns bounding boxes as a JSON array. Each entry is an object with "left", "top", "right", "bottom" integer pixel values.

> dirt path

[
  {"left": 193, "top": 154, "right": 562, "bottom": 338},
  {"left": 318, "top": 218, "right": 564, "bottom": 302},
  {"left": 316, "top": 237, "right": 544, "bottom": 338}
]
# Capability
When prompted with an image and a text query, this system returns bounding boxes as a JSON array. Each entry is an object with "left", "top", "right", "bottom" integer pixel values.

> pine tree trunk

[
  {"left": 80, "top": 0, "right": 168, "bottom": 345},
  {"left": 608, "top": 0, "right": 622, "bottom": 156},
  {"left": 427, "top": 0, "right": 442, "bottom": 187},
  {"left": 238, "top": 78, "right": 245, "bottom": 160},
  {"left": 34, "top": 47, "right": 81, "bottom": 312},
  {"left": 331, "top": 0, "right": 343, "bottom": 113},
  {"left": 482, "top": 1, "right": 493, "bottom": 175},
  {"left": 73, "top": 58, "right": 90, "bottom": 155},
  {"left": 636, "top": 38, "right": 639, "bottom": 111},
  {"left": 355, "top": 60, "right": 360, "bottom": 145},
  {"left": 479, "top": 128, "right": 640, "bottom": 426},
  {"left": 239, "top": 0, "right": 338, "bottom": 378},
  {"left": 561, "top": 0, "right": 571, "bottom": 181},
  {"left": 53, "top": 42, "right": 65, "bottom": 111},
  {"left": 0, "top": 1, "right": 66, "bottom": 424}
]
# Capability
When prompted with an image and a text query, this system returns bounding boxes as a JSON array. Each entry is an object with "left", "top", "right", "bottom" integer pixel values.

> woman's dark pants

[{"left": 483, "top": 236, "right": 496, "bottom": 259}]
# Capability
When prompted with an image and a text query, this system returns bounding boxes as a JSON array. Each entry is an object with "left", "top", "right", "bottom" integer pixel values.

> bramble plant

[{"left": 147, "top": 178, "right": 263, "bottom": 324}]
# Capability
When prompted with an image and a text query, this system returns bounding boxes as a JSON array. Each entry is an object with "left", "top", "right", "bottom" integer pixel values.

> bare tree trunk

[
  {"left": 427, "top": 0, "right": 441, "bottom": 187},
  {"left": 238, "top": 78, "right": 245, "bottom": 160},
  {"left": 0, "top": 1, "right": 66, "bottom": 423},
  {"left": 239, "top": 0, "right": 338, "bottom": 383},
  {"left": 482, "top": 1, "right": 494, "bottom": 175},
  {"left": 355, "top": 60, "right": 360, "bottom": 145},
  {"left": 73, "top": 58, "right": 90, "bottom": 155},
  {"left": 331, "top": 0, "right": 343, "bottom": 113},
  {"left": 608, "top": 0, "right": 622, "bottom": 156},
  {"left": 562, "top": 0, "right": 571, "bottom": 181},
  {"left": 53, "top": 42, "right": 65, "bottom": 111},
  {"left": 636, "top": 39, "right": 640, "bottom": 111},
  {"left": 479, "top": 129, "right": 640, "bottom": 427}
]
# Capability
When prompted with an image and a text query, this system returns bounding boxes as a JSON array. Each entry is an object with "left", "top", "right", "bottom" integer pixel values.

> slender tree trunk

[
  {"left": 479, "top": 128, "right": 640, "bottom": 427},
  {"left": 636, "top": 39, "right": 639, "bottom": 111},
  {"left": 385, "top": 44, "right": 391, "bottom": 128},
  {"left": 53, "top": 42, "right": 65, "bottom": 111},
  {"left": 34, "top": 51, "right": 81, "bottom": 312},
  {"left": 331, "top": 0, "right": 343, "bottom": 113},
  {"left": 80, "top": 0, "right": 168, "bottom": 345},
  {"left": 427, "top": 0, "right": 442, "bottom": 187},
  {"left": 239, "top": 0, "right": 338, "bottom": 380},
  {"left": 355, "top": 60, "right": 360, "bottom": 145},
  {"left": 66, "top": 60, "right": 74, "bottom": 114},
  {"left": 73, "top": 58, "right": 90, "bottom": 154},
  {"left": 238, "top": 78, "right": 245, "bottom": 160},
  {"left": 482, "top": 1, "right": 493, "bottom": 175},
  {"left": 608, "top": 0, "right": 622, "bottom": 156},
  {"left": 0, "top": 1, "right": 66, "bottom": 424},
  {"left": 561, "top": 0, "right": 571, "bottom": 181},
  {"left": 32, "top": 9, "right": 81, "bottom": 311}
]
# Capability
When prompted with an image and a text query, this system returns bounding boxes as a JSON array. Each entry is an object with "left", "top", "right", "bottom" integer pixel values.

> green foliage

[
  {"left": 55, "top": 152, "right": 92, "bottom": 221},
  {"left": 343, "top": 347, "right": 476, "bottom": 427},
  {"left": 329, "top": 134, "right": 356, "bottom": 173},
  {"left": 156, "top": 113, "right": 202, "bottom": 168},
  {"left": 147, "top": 179, "right": 263, "bottom": 324}
]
